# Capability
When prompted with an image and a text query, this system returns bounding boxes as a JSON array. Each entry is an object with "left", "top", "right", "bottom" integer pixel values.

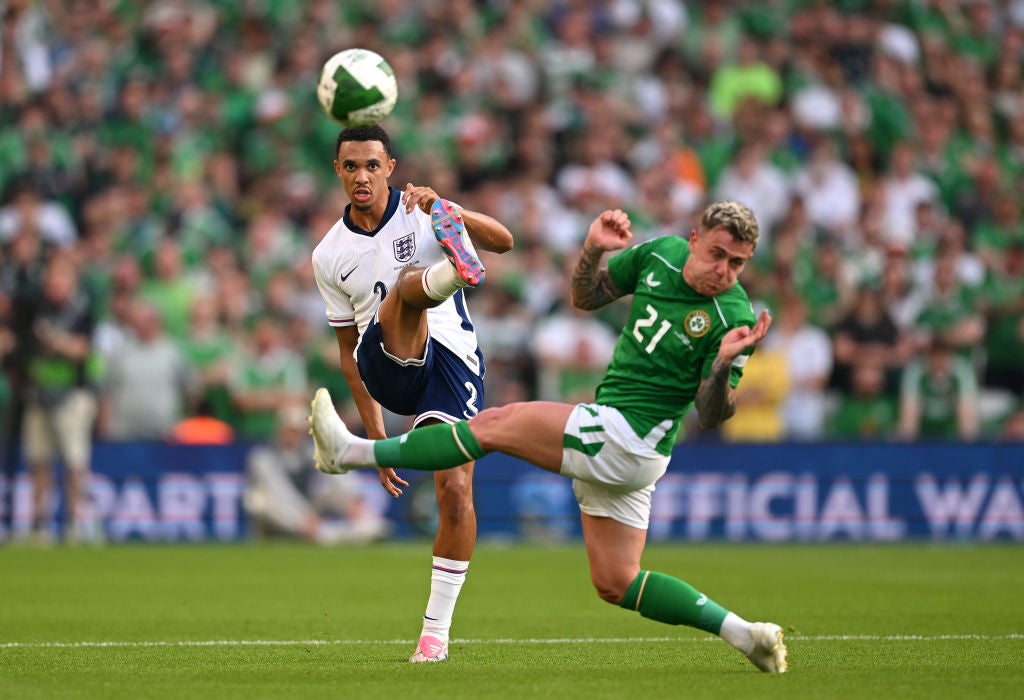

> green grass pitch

[{"left": 1, "top": 543, "right": 1021, "bottom": 699}]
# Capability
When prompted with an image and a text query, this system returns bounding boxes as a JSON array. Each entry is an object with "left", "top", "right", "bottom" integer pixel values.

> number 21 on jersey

[{"left": 632, "top": 304, "right": 672, "bottom": 353}]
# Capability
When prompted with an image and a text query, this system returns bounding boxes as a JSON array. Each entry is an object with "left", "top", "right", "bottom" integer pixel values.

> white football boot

[
  {"left": 308, "top": 387, "right": 353, "bottom": 475},
  {"left": 745, "top": 622, "right": 788, "bottom": 673}
]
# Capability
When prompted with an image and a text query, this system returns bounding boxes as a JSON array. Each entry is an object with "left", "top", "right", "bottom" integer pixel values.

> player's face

[
  {"left": 683, "top": 227, "right": 755, "bottom": 297},
  {"left": 334, "top": 140, "right": 396, "bottom": 212}
]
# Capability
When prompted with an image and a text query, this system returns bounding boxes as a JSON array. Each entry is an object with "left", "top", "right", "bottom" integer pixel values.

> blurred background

[{"left": 1, "top": 0, "right": 1022, "bottom": 546}]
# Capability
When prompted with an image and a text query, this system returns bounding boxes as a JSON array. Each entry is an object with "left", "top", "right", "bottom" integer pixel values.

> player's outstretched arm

[
  {"left": 571, "top": 209, "right": 630, "bottom": 310},
  {"left": 694, "top": 310, "right": 772, "bottom": 430},
  {"left": 459, "top": 209, "right": 514, "bottom": 253}
]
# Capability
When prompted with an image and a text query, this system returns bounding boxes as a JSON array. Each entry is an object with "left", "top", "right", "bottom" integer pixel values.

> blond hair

[{"left": 700, "top": 201, "right": 759, "bottom": 246}]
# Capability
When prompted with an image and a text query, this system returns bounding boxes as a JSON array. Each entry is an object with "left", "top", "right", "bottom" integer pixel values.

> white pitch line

[{"left": 1, "top": 634, "right": 1022, "bottom": 649}]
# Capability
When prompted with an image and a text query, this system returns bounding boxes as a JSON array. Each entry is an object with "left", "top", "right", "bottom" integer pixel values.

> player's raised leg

[
  {"left": 310, "top": 399, "right": 573, "bottom": 476},
  {"left": 369, "top": 200, "right": 485, "bottom": 362}
]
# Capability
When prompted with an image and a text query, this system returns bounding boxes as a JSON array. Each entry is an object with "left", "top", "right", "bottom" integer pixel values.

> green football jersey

[{"left": 600, "top": 237, "right": 757, "bottom": 454}]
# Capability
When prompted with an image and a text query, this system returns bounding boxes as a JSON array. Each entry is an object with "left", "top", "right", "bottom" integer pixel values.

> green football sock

[
  {"left": 373, "top": 421, "right": 486, "bottom": 470},
  {"left": 619, "top": 570, "right": 729, "bottom": 635}
]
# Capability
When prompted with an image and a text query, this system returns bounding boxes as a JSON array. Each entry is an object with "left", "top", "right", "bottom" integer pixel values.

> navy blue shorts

[{"left": 356, "top": 315, "right": 486, "bottom": 425}]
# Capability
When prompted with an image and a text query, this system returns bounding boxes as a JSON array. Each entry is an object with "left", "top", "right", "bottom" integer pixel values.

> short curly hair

[
  {"left": 335, "top": 125, "right": 394, "bottom": 160},
  {"left": 699, "top": 201, "right": 759, "bottom": 247}
]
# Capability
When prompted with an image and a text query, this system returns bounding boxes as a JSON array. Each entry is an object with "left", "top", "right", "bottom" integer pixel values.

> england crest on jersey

[{"left": 393, "top": 232, "right": 416, "bottom": 263}]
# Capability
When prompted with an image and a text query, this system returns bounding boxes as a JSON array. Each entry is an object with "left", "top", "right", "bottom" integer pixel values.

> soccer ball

[{"left": 316, "top": 48, "right": 398, "bottom": 127}]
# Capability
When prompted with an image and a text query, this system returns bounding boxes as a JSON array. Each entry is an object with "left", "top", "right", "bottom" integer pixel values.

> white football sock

[
  {"left": 718, "top": 612, "right": 755, "bottom": 654},
  {"left": 420, "top": 556, "right": 469, "bottom": 642},
  {"left": 422, "top": 262, "right": 466, "bottom": 301},
  {"left": 341, "top": 435, "right": 377, "bottom": 467}
]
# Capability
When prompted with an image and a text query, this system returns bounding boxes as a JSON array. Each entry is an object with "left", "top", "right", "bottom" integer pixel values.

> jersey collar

[{"left": 343, "top": 187, "right": 401, "bottom": 237}]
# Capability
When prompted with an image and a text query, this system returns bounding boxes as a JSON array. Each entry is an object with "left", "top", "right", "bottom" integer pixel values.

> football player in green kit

[{"left": 309, "top": 201, "right": 786, "bottom": 672}]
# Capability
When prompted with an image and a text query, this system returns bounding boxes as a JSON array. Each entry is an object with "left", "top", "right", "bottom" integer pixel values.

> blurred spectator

[
  {"left": 555, "top": 127, "right": 636, "bottom": 219},
  {"left": 707, "top": 34, "right": 782, "bottom": 119},
  {"left": 897, "top": 338, "right": 979, "bottom": 441},
  {"left": 878, "top": 249, "right": 924, "bottom": 333},
  {"left": 878, "top": 141, "right": 939, "bottom": 249},
  {"left": 1002, "top": 408, "right": 1024, "bottom": 441},
  {"left": 1, "top": 0, "right": 54, "bottom": 93},
  {"left": 100, "top": 300, "right": 193, "bottom": 441},
  {"left": 912, "top": 242, "right": 986, "bottom": 358},
  {"left": 828, "top": 359, "right": 897, "bottom": 440},
  {"left": 230, "top": 317, "right": 307, "bottom": 442},
  {"left": 713, "top": 142, "right": 789, "bottom": 243},
  {"left": 979, "top": 241, "right": 1024, "bottom": 398},
  {"left": 138, "top": 237, "right": 198, "bottom": 339},
  {"left": 472, "top": 284, "right": 536, "bottom": 406},
  {"left": 0, "top": 178, "right": 77, "bottom": 248},
  {"left": 178, "top": 294, "right": 238, "bottom": 426},
  {"left": 831, "top": 282, "right": 913, "bottom": 395},
  {"left": 240, "top": 206, "right": 303, "bottom": 291},
  {"left": 531, "top": 303, "right": 617, "bottom": 403},
  {"left": 0, "top": 223, "right": 48, "bottom": 385},
  {"left": 91, "top": 255, "right": 142, "bottom": 365},
  {"left": 21, "top": 254, "right": 97, "bottom": 543},
  {"left": 791, "top": 138, "right": 860, "bottom": 239},
  {"left": 721, "top": 345, "right": 789, "bottom": 442},
  {"left": 682, "top": 0, "right": 741, "bottom": 71},
  {"left": 972, "top": 190, "right": 1022, "bottom": 272},
  {"left": 763, "top": 294, "right": 833, "bottom": 440},
  {"left": 244, "top": 404, "right": 389, "bottom": 544},
  {"left": 796, "top": 236, "right": 853, "bottom": 330}
]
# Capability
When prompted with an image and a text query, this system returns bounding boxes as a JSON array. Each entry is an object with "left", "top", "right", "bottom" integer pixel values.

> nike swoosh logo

[
  {"left": 696, "top": 594, "right": 707, "bottom": 606},
  {"left": 646, "top": 272, "right": 661, "bottom": 287},
  {"left": 339, "top": 266, "right": 358, "bottom": 282}
]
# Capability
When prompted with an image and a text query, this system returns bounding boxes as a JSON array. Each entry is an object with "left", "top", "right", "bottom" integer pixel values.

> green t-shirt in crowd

[
  {"left": 829, "top": 395, "right": 898, "bottom": 440},
  {"left": 900, "top": 356, "right": 977, "bottom": 439}
]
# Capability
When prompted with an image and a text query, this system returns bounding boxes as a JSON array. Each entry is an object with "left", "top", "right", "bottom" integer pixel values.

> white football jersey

[{"left": 312, "top": 188, "right": 482, "bottom": 375}]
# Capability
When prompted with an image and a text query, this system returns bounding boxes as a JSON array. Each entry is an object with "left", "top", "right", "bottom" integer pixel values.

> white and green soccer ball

[{"left": 316, "top": 48, "right": 398, "bottom": 127}]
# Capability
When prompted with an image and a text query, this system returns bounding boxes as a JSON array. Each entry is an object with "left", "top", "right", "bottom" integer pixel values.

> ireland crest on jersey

[
  {"left": 393, "top": 232, "right": 416, "bottom": 263},
  {"left": 684, "top": 309, "right": 712, "bottom": 337}
]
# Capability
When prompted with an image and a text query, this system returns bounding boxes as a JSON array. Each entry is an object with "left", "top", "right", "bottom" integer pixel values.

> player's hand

[
  {"left": 717, "top": 309, "right": 772, "bottom": 364},
  {"left": 377, "top": 467, "right": 409, "bottom": 498},
  {"left": 402, "top": 183, "right": 439, "bottom": 214},
  {"left": 585, "top": 209, "right": 632, "bottom": 252}
]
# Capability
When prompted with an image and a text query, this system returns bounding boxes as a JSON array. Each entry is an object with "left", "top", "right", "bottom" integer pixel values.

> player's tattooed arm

[
  {"left": 694, "top": 357, "right": 737, "bottom": 429},
  {"left": 571, "top": 242, "right": 624, "bottom": 310}
]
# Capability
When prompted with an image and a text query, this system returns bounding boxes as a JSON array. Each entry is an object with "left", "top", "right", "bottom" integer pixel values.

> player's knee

[
  {"left": 591, "top": 577, "right": 626, "bottom": 606},
  {"left": 589, "top": 567, "right": 634, "bottom": 605},
  {"left": 434, "top": 469, "right": 475, "bottom": 523},
  {"left": 396, "top": 266, "right": 421, "bottom": 283},
  {"left": 468, "top": 404, "right": 520, "bottom": 451}
]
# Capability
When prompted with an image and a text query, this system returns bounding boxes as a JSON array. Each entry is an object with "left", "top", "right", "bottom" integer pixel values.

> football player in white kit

[{"left": 310, "top": 125, "right": 514, "bottom": 662}]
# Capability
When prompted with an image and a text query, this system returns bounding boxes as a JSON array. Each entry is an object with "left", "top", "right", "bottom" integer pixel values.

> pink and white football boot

[{"left": 430, "top": 199, "right": 485, "bottom": 287}]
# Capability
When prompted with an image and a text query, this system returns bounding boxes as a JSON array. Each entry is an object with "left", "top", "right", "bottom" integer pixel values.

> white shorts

[{"left": 560, "top": 403, "right": 672, "bottom": 530}]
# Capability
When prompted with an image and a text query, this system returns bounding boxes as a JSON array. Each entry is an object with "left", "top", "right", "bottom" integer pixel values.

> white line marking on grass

[{"left": 1, "top": 634, "right": 1022, "bottom": 649}]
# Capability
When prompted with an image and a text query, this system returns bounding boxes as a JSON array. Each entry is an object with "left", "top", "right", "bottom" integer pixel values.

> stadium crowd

[{"left": 1, "top": 0, "right": 1023, "bottom": 454}]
